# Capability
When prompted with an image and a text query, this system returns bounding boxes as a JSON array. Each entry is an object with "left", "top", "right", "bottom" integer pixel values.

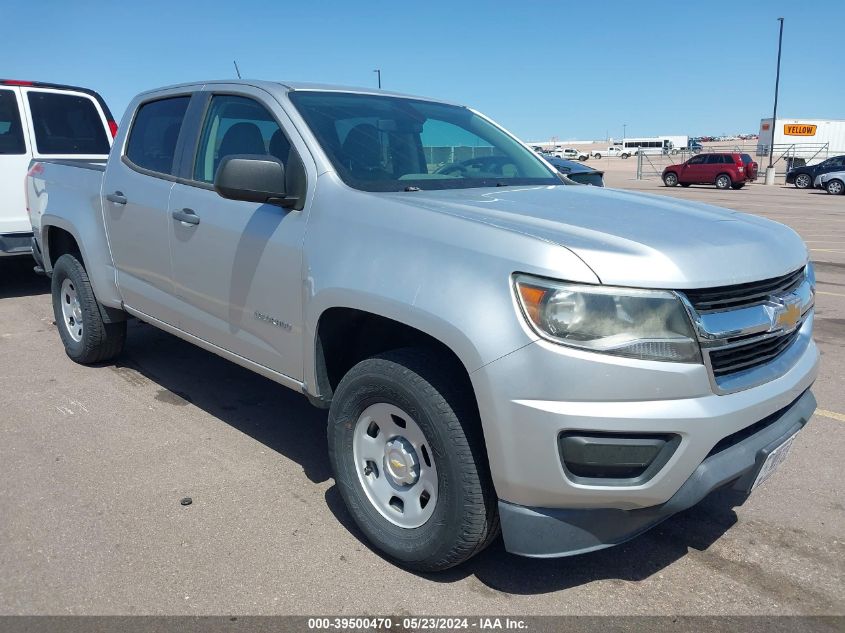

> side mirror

[{"left": 214, "top": 155, "right": 297, "bottom": 208}]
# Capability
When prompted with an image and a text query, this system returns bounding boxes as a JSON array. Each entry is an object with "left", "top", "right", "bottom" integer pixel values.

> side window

[
  {"left": 125, "top": 96, "right": 190, "bottom": 175},
  {"left": 27, "top": 91, "right": 110, "bottom": 155},
  {"left": 193, "top": 95, "right": 290, "bottom": 183},
  {"left": 0, "top": 89, "right": 26, "bottom": 154},
  {"left": 688, "top": 156, "right": 705, "bottom": 165}
]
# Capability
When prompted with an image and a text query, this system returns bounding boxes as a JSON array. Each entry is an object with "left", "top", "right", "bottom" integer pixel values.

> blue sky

[{"left": 4, "top": 1, "right": 843, "bottom": 141}]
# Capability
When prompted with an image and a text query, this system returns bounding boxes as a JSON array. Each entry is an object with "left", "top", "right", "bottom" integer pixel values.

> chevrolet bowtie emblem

[
  {"left": 390, "top": 459, "right": 405, "bottom": 471},
  {"left": 775, "top": 301, "right": 801, "bottom": 330}
]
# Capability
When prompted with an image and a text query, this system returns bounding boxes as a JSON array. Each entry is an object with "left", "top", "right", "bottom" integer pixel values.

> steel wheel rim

[
  {"left": 717, "top": 176, "right": 729, "bottom": 188},
  {"left": 352, "top": 402, "right": 438, "bottom": 528},
  {"left": 666, "top": 174, "right": 677, "bottom": 186},
  {"left": 60, "top": 278, "right": 84, "bottom": 342}
]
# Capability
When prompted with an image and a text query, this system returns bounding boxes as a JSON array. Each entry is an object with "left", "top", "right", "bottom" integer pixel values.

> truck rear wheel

[
  {"left": 327, "top": 348, "right": 498, "bottom": 571},
  {"left": 51, "top": 254, "right": 126, "bottom": 364}
]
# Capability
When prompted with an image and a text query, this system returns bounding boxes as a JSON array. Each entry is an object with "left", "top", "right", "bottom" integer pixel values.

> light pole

[
  {"left": 765, "top": 18, "right": 784, "bottom": 185},
  {"left": 623, "top": 123, "right": 627, "bottom": 142},
  {"left": 373, "top": 69, "right": 382, "bottom": 89}
]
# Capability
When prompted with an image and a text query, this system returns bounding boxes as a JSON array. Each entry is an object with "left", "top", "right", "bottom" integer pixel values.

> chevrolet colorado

[{"left": 26, "top": 80, "right": 818, "bottom": 571}]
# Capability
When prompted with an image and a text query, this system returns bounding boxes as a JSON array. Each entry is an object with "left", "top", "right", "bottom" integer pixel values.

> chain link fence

[{"left": 635, "top": 142, "right": 835, "bottom": 180}]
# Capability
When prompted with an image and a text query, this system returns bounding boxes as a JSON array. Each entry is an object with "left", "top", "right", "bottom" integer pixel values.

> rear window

[
  {"left": 125, "top": 96, "right": 190, "bottom": 175},
  {"left": 741, "top": 153, "right": 753, "bottom": 164},
  {"left": 0, "top": 89, "right": 26, "bottom": 155},
  {"left": 27, "top": 91, "right": 110, "bottom": 155}
]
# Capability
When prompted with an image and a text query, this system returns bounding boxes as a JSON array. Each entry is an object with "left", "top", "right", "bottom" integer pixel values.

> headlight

[{"left": 514, "top": 275, "right": 701, "bottom": 363}]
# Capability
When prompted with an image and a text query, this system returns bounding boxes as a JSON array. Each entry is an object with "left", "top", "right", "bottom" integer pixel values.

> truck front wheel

[
  {"left": 327, "top": 348, "right": 498, "bottom": 571},
  {"left": 51, "top": 254, "right": 126, "bottom": 364}
]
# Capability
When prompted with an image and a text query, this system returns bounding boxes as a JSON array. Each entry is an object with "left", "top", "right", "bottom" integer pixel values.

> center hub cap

[{"left": 383, "top": 437, "right": 419, "bottom": 486}]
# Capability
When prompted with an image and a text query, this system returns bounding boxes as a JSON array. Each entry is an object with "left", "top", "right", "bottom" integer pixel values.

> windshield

[{"left": 288, "top": 91, "right": 560, "bottom": 192}]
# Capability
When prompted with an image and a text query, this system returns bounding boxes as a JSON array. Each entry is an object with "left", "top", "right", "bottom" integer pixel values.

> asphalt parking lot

[{"left": 1, "top": 181, "right": 843, "bottom": 616}]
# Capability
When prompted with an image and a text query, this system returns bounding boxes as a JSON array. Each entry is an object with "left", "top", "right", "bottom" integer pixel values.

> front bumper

[
  {"left": 0, "top": 232, "right": 33, "bottom": 257},
  {"left": 498, "top": 390, "right": 815, "bottom": 557},
  {"left": 470, "top": 317, "right": 819, "bottom": 556}
]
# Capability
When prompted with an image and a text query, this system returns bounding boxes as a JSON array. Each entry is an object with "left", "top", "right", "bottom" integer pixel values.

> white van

[{"left": 0, "top": 80, "right": 114, "bottom": 260}]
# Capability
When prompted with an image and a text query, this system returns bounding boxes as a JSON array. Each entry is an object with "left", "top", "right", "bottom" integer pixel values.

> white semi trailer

[{"left": 758, "top": 118, "right": 845, "bottom": 162}]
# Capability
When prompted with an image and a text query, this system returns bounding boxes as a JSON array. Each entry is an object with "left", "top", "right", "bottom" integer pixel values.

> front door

[
  {"left": 102, "top": 94, "right": 191, "bottom": 324},
  {"left": 680, "top": 154, "right": 707, "bottom": 183},
  {"left": 167, "top": 91, "right": 308, "bottom": 380}
]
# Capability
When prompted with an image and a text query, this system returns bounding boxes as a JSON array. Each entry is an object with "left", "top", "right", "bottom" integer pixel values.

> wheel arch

[{"left": 309, "top": 305, "right": 481, "bottom": 410}]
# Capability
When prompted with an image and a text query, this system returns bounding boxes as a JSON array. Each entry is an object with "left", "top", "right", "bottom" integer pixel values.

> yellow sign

[{"left": 784, "top": 124, "right": 817, "bottom": 136}]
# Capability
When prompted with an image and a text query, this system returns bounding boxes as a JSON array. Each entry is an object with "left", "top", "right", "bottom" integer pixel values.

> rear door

[
  {"left": 102, "top": 93, "right": 192, "bottom": 325},
  {"left": 701, "top": 154, "right": 726, "bottom": 183},
  {"left": 0, "top": 87, "right": 32, "bottom": 237},
  {"left": 165, "top": 87, "right": 310, "bottom": 380}
]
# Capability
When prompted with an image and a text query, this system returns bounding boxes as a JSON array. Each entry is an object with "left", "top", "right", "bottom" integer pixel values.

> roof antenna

[{"left": 233, "top": 60, "right": 242, "bottom": 79}]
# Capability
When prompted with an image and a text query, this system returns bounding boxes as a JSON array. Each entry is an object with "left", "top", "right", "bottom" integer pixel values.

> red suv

[{"left": 663, "top": 153, "right": 757, "bottom": 190}]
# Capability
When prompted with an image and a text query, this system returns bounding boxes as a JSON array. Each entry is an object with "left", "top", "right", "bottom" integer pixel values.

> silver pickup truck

[{"left": 26, "top": 80, "right": 818, "bottom": 571}]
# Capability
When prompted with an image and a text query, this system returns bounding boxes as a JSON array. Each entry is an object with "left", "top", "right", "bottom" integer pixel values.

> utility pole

[
  {"left": 373, "top": 69, "right": 381, "bottom": 89},
  {"left": 765, "top": 18, "right": 784, "bottom": 185},
  {"left": 623, "top": 123, "right": 627, "bottom": 142}
]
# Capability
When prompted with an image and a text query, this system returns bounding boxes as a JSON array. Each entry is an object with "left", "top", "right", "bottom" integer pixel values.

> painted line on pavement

[{"left": 817, "top": 409, "right": 845, "bottom": 423}]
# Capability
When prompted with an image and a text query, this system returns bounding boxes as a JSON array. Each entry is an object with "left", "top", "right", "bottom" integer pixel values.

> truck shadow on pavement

[
  {"left": 118, "top": 319, "right": 740, "bottom": 594},
  {"left": 0, "top": 258, "right": 50, "bottom": 299},
  {"left": 115, "top": 320, "right": 333, "bottom": 485},
  {"left": 324, "top": 485, "right": 743, "bottom": 593}
]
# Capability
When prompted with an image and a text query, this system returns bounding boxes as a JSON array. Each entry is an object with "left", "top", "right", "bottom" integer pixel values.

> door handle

[
  {"left": 172, "top": 208, "right": 200, "bottom": 226},
  {"left": 106, "top": 191, "right": 127, "bottom": 205}
]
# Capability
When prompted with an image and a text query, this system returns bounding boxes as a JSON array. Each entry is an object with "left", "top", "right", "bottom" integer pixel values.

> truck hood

[{"left": 382, "top": 185, "right": 807, "bottom": 288}]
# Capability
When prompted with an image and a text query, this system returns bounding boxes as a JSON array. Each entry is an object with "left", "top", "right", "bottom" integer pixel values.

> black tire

[
  {"left": 825, "top": 178, "right": 844, "bottom": 195},
  {"left": 731, "top": 183, "right": 745, "bottom": 190},
  {"left": 51, "top": 254, "right": 126, "bottom": 364},
  {"left": 328, "top": 348, "right": 498, "bottom": 571},
  {"left": 594, "top": 153, "right": 601, "bottom": 159},
  {"left": 663, "top": 172, "right": 679, "bottom": 187},
  {"left": 794, "top": 173, "right": 812, "bottom": 189},
  {"left": 621, "top": 153, "right": 629, "bottom": 159},
  {"left": 680, "top": 183, "right": 691, "bottom": 187},
  {"left": 715, "top": 173, "right": 732, "bottom": 190}
]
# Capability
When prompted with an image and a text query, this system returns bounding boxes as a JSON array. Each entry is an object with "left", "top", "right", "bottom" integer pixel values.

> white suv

[{"left": 0, "top": 79, "right": 114, "bottom": 259}]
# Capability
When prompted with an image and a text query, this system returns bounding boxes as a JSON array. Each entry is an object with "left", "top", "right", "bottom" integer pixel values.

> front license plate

[{"left": 751, "top": 432, "right": 799, "bottom": 491}]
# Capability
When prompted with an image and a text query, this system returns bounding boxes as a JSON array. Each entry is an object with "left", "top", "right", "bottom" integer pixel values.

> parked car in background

[
  {"left": 786, "top": 155, "right": 845, "bottom": 189},
  {"left": 663, "top": 153, "right": 752, "bottom": 190},
  {"left": 816, "top": 171, "right": 845, "bottom": 195},
  {"left": 544, "top": 156, "right": 604, "bottom": 186},
  {"left": 555, "top": 147, "right": 589, "bottom": 161},
  {"left": 28, "top": 79, "right": 817, "bottom": 572},
  {"left": 1, "top": 79, "right": 114, "bottom": 260}
]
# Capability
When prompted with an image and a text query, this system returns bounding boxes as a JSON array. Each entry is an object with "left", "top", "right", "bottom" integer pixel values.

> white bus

[{"left": 620, "top": 137, "right": 674, "bottom": 156}]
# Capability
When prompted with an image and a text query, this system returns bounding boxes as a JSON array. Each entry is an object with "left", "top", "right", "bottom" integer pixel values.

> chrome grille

[
  {"left": 708, "top": 329, "right": 801, "bottom": 377},
  {"left": 683, "top": 268, "right": 805, "bottom": 312}
]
